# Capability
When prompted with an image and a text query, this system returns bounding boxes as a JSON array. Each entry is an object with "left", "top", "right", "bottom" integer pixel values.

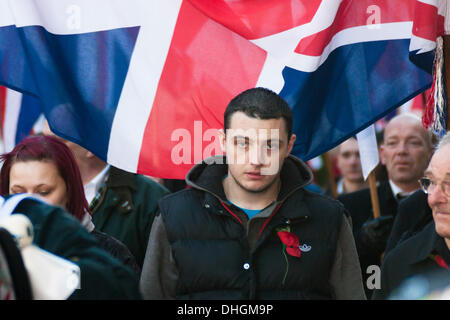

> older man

[
  {"left": 338, "top": 113, "right": 433, "bottom": 297},
  {"left": 373, "top": 131, "right": 450, "bottom": 299}
]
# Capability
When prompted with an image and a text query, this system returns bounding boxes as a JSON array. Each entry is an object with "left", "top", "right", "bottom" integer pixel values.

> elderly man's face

[
  {"left": 425, "top": 144, "right": 450, "bottom": 240},
  {"left": 380, "top": 117, "right": 432, "bottom": 186}
]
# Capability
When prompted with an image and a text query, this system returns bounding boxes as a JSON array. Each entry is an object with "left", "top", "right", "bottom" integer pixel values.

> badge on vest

[{"left": 299, "top": 244, "right": 311, "bottom": 252}]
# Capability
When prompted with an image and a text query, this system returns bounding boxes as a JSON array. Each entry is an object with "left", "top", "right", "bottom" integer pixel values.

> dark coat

[
  {"left": 385, "top": 190, "right": 433, "bottom": 253},
  {"left": 372, "top": 222, "right": 450, "bottom": 300},
  {"left": 9, "top": 195, "right": 142, "bottom": 299},
  {"left": 91, "top": 230, "right": 140, "bottom": 274},
  {"left": 91, "top": 166, "right": 170, "bottom": 268},
  {"left": 337, "top": 181, "right": 398, "bottom": 297},
  {"left": 338, "top": 181, "right": 398, "bottom": 236}
]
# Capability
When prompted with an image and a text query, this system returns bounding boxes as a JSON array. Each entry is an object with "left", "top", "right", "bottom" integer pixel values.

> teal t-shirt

[
  {"left": 224, "top": 175, "right": 262, "bottom": 219},
  {"left": 227, "top": 200, "right": 262, "bottom": 219}
]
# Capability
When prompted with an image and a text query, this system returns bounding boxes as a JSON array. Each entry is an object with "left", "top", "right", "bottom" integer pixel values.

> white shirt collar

[
  {"left": 388, "top": 179, "right": 414, "bottom": 199},
  {"left": 84, "top": 164, "right": 110, "bottom": 205},
  {"left": 337, "top": 179, "right": 344, "bottom": 195}
]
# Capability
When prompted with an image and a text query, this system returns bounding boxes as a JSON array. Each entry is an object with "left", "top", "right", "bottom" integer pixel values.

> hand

[{"left": 358, "top": 215, "right": 394, "bottom": 255}]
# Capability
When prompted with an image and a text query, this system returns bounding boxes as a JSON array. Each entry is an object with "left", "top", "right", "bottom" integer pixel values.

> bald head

[
  {"left": 381, "top": 113, "right": 433, "bottom": 192},
  {"left": 383, "top": 114, "right": 432, "bottom": 148}
]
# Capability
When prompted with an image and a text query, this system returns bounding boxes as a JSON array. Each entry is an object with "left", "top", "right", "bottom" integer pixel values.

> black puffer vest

[{"left": 160, "top": 156, "right": 346, "bottom": 299}]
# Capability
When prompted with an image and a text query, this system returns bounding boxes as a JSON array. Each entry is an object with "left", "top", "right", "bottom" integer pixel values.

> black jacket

[
  {"left": 385, "top": 190, "right": 432, "bottom": 253},
  {"left": 92, "top": 230, "right": 141, "bottom": 274},
  {"left": 91, "top": 167, "right": 170, "bottom": 268},
  {"left": 140, "top": 155, "right": 365, "bottom": 300},
  {"left": 373, "top": 222, "right": 450, "bottom": 299},
  {"left": 338, "top": 181, "right": 398, "bottom": 237},
  {"left": 5, "top": 195, "right": 142, "bottom": 299},
  {"left": 337, "top": 181, "right": 398, "bottom": 297}
]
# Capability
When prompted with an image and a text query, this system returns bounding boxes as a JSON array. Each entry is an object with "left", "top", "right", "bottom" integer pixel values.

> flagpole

[
  {"left": 368, "top": 171, "right": 381, "bottom": 219},
  {"left": 356, "top": 125, "right": 381, "bottom": 219},
  {"left": 368, "top": 167, "right": 383, "bottom": 261},
  {"left": 323, "top": 152, "right": 338, "bottom": 198}
]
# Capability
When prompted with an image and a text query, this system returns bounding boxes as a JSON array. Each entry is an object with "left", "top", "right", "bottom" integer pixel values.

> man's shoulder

[
  {"left": 337, "top": 187, "right": 371, "bottom": 204},
  {"left": 383, "top": 222, "right": 435, "bottom": 268},
  {"left": 134, "top": 174, "right": 170, "bottom": 194},
  {"left": 301, "top": 188, "right": 346, "bottom": 208},
  {"left": 158, "top": 188, "right": 201, "bottom": 207},
  {"left": 337, "top": 181, "right": 393, "bottom": 213},
  {"left": 109, "top": 166, "right": 170, "bottom": 195},
  {"left": 398, "top": 189, "right": 428, "bottom": 210},
  {"left": 287, "top": 188, "right": 349, "bottom": 219}
]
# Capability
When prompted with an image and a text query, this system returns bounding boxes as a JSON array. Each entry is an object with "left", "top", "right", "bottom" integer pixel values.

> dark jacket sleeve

[
  {"left": 329, "top": 215, "right": 366, "bottom": 300},
  {"left": 16, "top": 198, "right": 142, "bottom": 300},
  {"left": 140, "top": 214, "right": 178, "bottom": 299},
  {"left": 91, "top": 230, "right": 141, "bottom": 275},
  {"left": 385, "top": 190, "right": 432, "bottom": 253}
]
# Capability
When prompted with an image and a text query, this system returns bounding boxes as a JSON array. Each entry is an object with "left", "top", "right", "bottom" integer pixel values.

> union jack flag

[{"left": 0, "top": 0, "right": 445, "bottom": 178}]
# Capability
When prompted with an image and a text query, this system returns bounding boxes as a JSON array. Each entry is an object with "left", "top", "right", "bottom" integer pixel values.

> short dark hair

[{"left": 224, "top": 87, "right": 293, "bottom": 139}]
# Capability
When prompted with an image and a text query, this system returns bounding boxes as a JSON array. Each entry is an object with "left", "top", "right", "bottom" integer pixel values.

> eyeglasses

[{"left": 418, "top": 177, "right": 450, "bottom": 197}]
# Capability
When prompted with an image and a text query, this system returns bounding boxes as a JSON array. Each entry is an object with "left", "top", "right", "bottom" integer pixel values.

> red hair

[{"left": 0, "top": 135, "right": 90, "bottom": 221}]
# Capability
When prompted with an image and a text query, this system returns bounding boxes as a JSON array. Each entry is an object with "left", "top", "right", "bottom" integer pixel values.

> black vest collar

[{"left": 185, "top": 154, "right": 313, "bottom": 204}]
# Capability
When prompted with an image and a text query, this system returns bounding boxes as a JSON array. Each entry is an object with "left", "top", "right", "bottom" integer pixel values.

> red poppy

[
  {"left": 434, "top": 255, "right": 450, "bottom": 271},
  {"left": 277, "top": 231, "right": 301, "bottom": 258}
]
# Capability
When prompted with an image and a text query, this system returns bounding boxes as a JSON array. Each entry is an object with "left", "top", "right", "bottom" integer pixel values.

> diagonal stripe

[
  {"left": 188, "top": 0, "right": 322, "bottom": 40},
  {"left": 108, "top": 0, "right": 182, "bottom": 173},
  {"left": 295, "top": 0, "right": 416, "bottom": 56},
  {"left": 137, "top": 0, "right": 266, "bottom": 177}
]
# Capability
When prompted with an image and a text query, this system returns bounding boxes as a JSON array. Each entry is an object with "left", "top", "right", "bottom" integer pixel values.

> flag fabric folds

[
  {"left": 0, "top": 86, "right": 43, "bottom": 153},
  {"left": 0, "top": 0, "right": 445, "bottom": 179}
]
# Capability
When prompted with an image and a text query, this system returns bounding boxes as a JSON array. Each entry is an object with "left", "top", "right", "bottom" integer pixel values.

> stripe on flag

[{"left": 0, "top": 0, "right": 445, "bottom": 179}]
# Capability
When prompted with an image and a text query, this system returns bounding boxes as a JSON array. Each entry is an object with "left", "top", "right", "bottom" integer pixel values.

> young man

[
  {"left": 373, "top": 132, "right": 450, "bottom": 299},
  {"left": 140, "top": 87, "right": 365, "bottom": 299}
]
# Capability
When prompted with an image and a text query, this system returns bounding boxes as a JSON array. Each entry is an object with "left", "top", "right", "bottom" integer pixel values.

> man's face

[
  {"left": 221, "top": 112, "right": 295, "bottom": 193},
  {"left": 425, "top": 144, "right": 450, "bottom": 239},
  {"left": 337, "top": 138, "right": 363, "bottom": 183},
  {"left": 380, "top": 117, "right": 432, "bottom": 186}
]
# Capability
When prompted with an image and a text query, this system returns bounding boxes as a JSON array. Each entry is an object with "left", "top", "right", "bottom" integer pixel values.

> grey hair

[{"left": 436, "top": 131, "right": 450, "bottom": 151}]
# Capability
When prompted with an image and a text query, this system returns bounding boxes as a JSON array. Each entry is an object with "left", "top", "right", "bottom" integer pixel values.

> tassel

[
  {"left": 423, "top": 63, "right": 436, "bottom": 129},
  {"left": 423, "top": 37, "right": 448, "bottom": 138}
]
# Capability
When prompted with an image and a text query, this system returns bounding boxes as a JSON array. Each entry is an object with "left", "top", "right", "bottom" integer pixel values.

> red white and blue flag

[
  {"left": 0, "top": 86, "right": 43, "bottom": 154},
  {"left": 0, "top": 0, "right": 446, "bottom": 178}
]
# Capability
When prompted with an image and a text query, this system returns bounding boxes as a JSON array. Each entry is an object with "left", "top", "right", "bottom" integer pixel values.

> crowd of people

[{"left": 0, "top": 87, "right": 449, "bottom": 300}]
